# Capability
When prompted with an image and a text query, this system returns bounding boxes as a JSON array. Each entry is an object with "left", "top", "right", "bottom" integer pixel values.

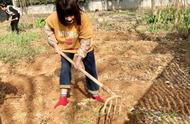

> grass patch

[
  {"left": 144, "top": 6, "right": 190, "bottom": 33},
  {"left": 0, "top": 32, "right": 46, "bottom": 64}
]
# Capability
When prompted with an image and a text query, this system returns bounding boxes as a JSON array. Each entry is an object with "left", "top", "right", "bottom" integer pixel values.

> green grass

[
  {"left": 144, "top": 6, "right": 190, "bottom": 33},
  {"left": 0, "top": 32, "right": 46, "bottom": 64}
]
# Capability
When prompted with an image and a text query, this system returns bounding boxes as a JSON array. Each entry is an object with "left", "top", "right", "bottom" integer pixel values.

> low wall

[{"left": 13, "top": 0, "right": 190, "bottom": 14}]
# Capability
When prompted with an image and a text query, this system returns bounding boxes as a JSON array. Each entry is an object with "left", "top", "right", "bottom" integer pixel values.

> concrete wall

[
  {"left": 87, "top": 0, "right": 190, "bottom": 10},
  {"left": 26, "top": 4, "right": 55, "bottom": 14},
  {"left": 18, "top": 4, "right": 55, "bottom": 15},
  {"left": 116, "top": 0, "right": 171, "bottom": 10},
  {"left": 14, "top": 0, "right": 190, "bottom": 14}
]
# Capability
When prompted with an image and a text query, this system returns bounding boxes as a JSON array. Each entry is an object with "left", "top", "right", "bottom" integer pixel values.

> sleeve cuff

[
  {"left": 48, "top": 37, "right": 58, "bottom": 47},
  {"left": 76, "top": 39, "right": 91, "bottom": 58}
]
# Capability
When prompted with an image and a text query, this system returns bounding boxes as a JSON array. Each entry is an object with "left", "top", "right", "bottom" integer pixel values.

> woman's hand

[
  {"left": 54, "top": 44, "right": 62, "bottom": 54},
  {"left": 73, "top": 55, "right": 82, "bottom": 69},
  {"left": 11, "top": 18, "right": 18, "bottom": 21}
]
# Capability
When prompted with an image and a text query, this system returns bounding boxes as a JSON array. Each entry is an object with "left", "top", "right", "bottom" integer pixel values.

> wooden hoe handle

[{"left": 59, "top": 51, "right": 115, "bottom": 95}]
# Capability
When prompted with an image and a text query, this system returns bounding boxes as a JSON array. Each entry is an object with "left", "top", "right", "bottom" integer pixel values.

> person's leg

[
  {"left": 14, "top": 20, "right": 19, "bottom": 34},
  {"left": 15, "top": 14, "right": 20, "bottom": 34},
  {"left": 54, "top": 53, "right": 74, "bottom": 108},
  {"left": 59, "top": 53, "right": 74, "bottom": 89},
  {"left": 82, "top": 51, "right": 103, "bottom": 102},
  {"left": 10, "top": 21, "right": 15, "bottom": 32}
]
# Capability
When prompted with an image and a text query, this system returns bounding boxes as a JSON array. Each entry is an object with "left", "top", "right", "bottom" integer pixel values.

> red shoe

[
  {"left": 92, "top": 95, "right": 104, "bottom": 103},
  {"left": 54, "top": 96, "right": 68, "bottom": 109}
]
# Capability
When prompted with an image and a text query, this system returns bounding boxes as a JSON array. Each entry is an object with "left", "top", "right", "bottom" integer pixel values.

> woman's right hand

[{"left": 54, "top": 44, "right": 62, "bottom": 54}]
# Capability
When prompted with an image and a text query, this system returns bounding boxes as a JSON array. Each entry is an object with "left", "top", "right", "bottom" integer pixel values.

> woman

[
  {"left": 44, "top": 0, "right": 103, "bottom": 108},
  {"left": 0, "top": 2, "right": 20, "bottom": 34}
]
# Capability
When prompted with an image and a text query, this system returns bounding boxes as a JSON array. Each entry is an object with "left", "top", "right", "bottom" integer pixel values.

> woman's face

[
  {"left": 65, "top": 15, "right": 74, "bottom": 24},
  {"left": 0, "top": 6, "right": 6, "bottom": 11}
]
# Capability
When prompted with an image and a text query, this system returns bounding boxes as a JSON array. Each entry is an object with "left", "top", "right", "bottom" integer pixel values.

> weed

[
  {"left": 35, "top": 18, "right": 46, "bottom": 28},
  {"left": 0, "top": 32, "right": 46, "bottom": 64},
  {"left": 73, "top": 100, "right": 80, "bottom": 112},
  {"left": 144, "top": 6, "right": 190, "bottom": 33},
  {"left": 19, "top": 23, "right": 33, "bottom": 31},
  {"left": 157, "top": 120, "right": 164, "bottom": 124}
]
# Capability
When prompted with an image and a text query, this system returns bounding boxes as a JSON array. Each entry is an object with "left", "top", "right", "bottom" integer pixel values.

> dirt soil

[{"left": 0, "top": 13, "right": 190, "bottom": 124}]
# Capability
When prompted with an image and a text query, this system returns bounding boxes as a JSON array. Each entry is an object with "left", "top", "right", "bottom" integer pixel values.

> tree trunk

[
  {"left": 151, "top": 0, "right": 155, "bottom": 15},
  {"left": 18, "top": 0, "right": 28, "bottom": 15},
  {"left": 116, "top": 0, "right": 120, "bottom": 10},
  {"left": 102, "top": 0, "right": 108, "bottom": 10},
  {"left": 12, "top": 0, "right": 17, "bottom": 6}
]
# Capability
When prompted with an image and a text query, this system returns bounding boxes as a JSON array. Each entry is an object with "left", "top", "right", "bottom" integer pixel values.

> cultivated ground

[{"left": 0, "top": 11, "right": 190, "bottom": 124}]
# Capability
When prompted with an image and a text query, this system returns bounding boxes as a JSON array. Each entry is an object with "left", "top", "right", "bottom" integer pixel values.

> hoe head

[{"left": 97, "top": 95, "right": 122, "bottom": 124}]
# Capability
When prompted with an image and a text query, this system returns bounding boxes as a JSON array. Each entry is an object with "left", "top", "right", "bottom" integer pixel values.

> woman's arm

[
  {"left": 9, "top": 7, "right": 19, "bottom": 15},
  {"left": 44, "top": 23, "right": 62, "bottom": 54},
  {"left": 77, "top": 12, "right": 93, "bottom": 58},
  {"left": 76, "top": 39, "right": 91, "bottom": 58},
  {"left": 44, "top": 23, "right": 58, "bottom": 47}
]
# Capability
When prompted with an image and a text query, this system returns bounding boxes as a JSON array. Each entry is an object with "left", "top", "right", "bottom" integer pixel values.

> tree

[
  {"left": 12, "top": 0, "right": 17, "bottom": 6},
  {"left": 0, "top": 0, "right": 12, "bottom": 5},
  {"left": 151, "top": 0, "right": 155, "bottom": 14}
]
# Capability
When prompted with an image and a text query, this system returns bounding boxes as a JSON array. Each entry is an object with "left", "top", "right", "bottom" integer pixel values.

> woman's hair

[
  {"left": 56, "top": 0, "right": 81, "bottom": 26},
  {"left": 0, "top": 2, "right": 7, "bottom": 8}
]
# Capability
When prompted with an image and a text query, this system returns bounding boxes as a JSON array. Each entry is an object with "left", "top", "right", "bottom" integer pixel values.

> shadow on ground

[{"left": 0, "top": 79, "right": 18, "bottom": 105}]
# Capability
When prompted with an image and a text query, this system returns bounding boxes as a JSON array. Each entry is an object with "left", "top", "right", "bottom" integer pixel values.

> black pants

[{"left": 10, "top": 13, "right": 20, "bottom": 34}]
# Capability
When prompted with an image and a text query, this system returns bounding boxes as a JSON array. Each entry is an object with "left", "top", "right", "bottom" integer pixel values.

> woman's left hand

[
  {"left": 74, "top": 55, "right": 82, "bottom": 70},
  {"left": 11, "top": 18, "right": 18, "bottom": 21}
]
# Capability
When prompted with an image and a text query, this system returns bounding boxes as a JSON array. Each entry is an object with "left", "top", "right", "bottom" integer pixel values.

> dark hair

[
  {"left": 56, "top": 0, "right": 81, "bottom": 26},
  {"left": 0, "top": 2, "right": 7, "bottom": 8}
]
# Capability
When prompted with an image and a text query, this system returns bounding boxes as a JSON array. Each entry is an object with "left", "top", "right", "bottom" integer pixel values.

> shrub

[
  {"left": 34, "top": 18, "right": 46, "bottom": 28},
  {"left": 144, "top": 6, "right": 190, "bottom": 33}
]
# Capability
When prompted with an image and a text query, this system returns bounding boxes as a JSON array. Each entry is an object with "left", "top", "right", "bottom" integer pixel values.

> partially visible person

[{"left": 0, "top": 2, "right": 20, "bottom": 34}]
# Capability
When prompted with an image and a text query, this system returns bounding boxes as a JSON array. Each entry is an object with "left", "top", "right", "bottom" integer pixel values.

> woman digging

[
  {"left": 44, "top": 0, "right": 104, "bottom": 108},
  {"left": 0, "top": 2, "right": 20, "bottom": 34}
]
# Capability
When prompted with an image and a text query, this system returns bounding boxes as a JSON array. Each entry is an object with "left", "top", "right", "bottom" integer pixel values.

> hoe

[{"left": 59, "top": 51, "right": 122, "bottom": 123}]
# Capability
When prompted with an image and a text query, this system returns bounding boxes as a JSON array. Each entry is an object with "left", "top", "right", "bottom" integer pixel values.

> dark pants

[
  {"left": 60, "top": 50, "right": 99, "bottom": 92},
  {"left": 10, "top": 14, "right": 20, "bottom": 34}
]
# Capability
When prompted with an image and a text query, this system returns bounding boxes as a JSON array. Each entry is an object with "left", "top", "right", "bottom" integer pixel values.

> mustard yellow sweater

[{"left": 45, "top": 11, "right": 94, "bottom": 54}]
